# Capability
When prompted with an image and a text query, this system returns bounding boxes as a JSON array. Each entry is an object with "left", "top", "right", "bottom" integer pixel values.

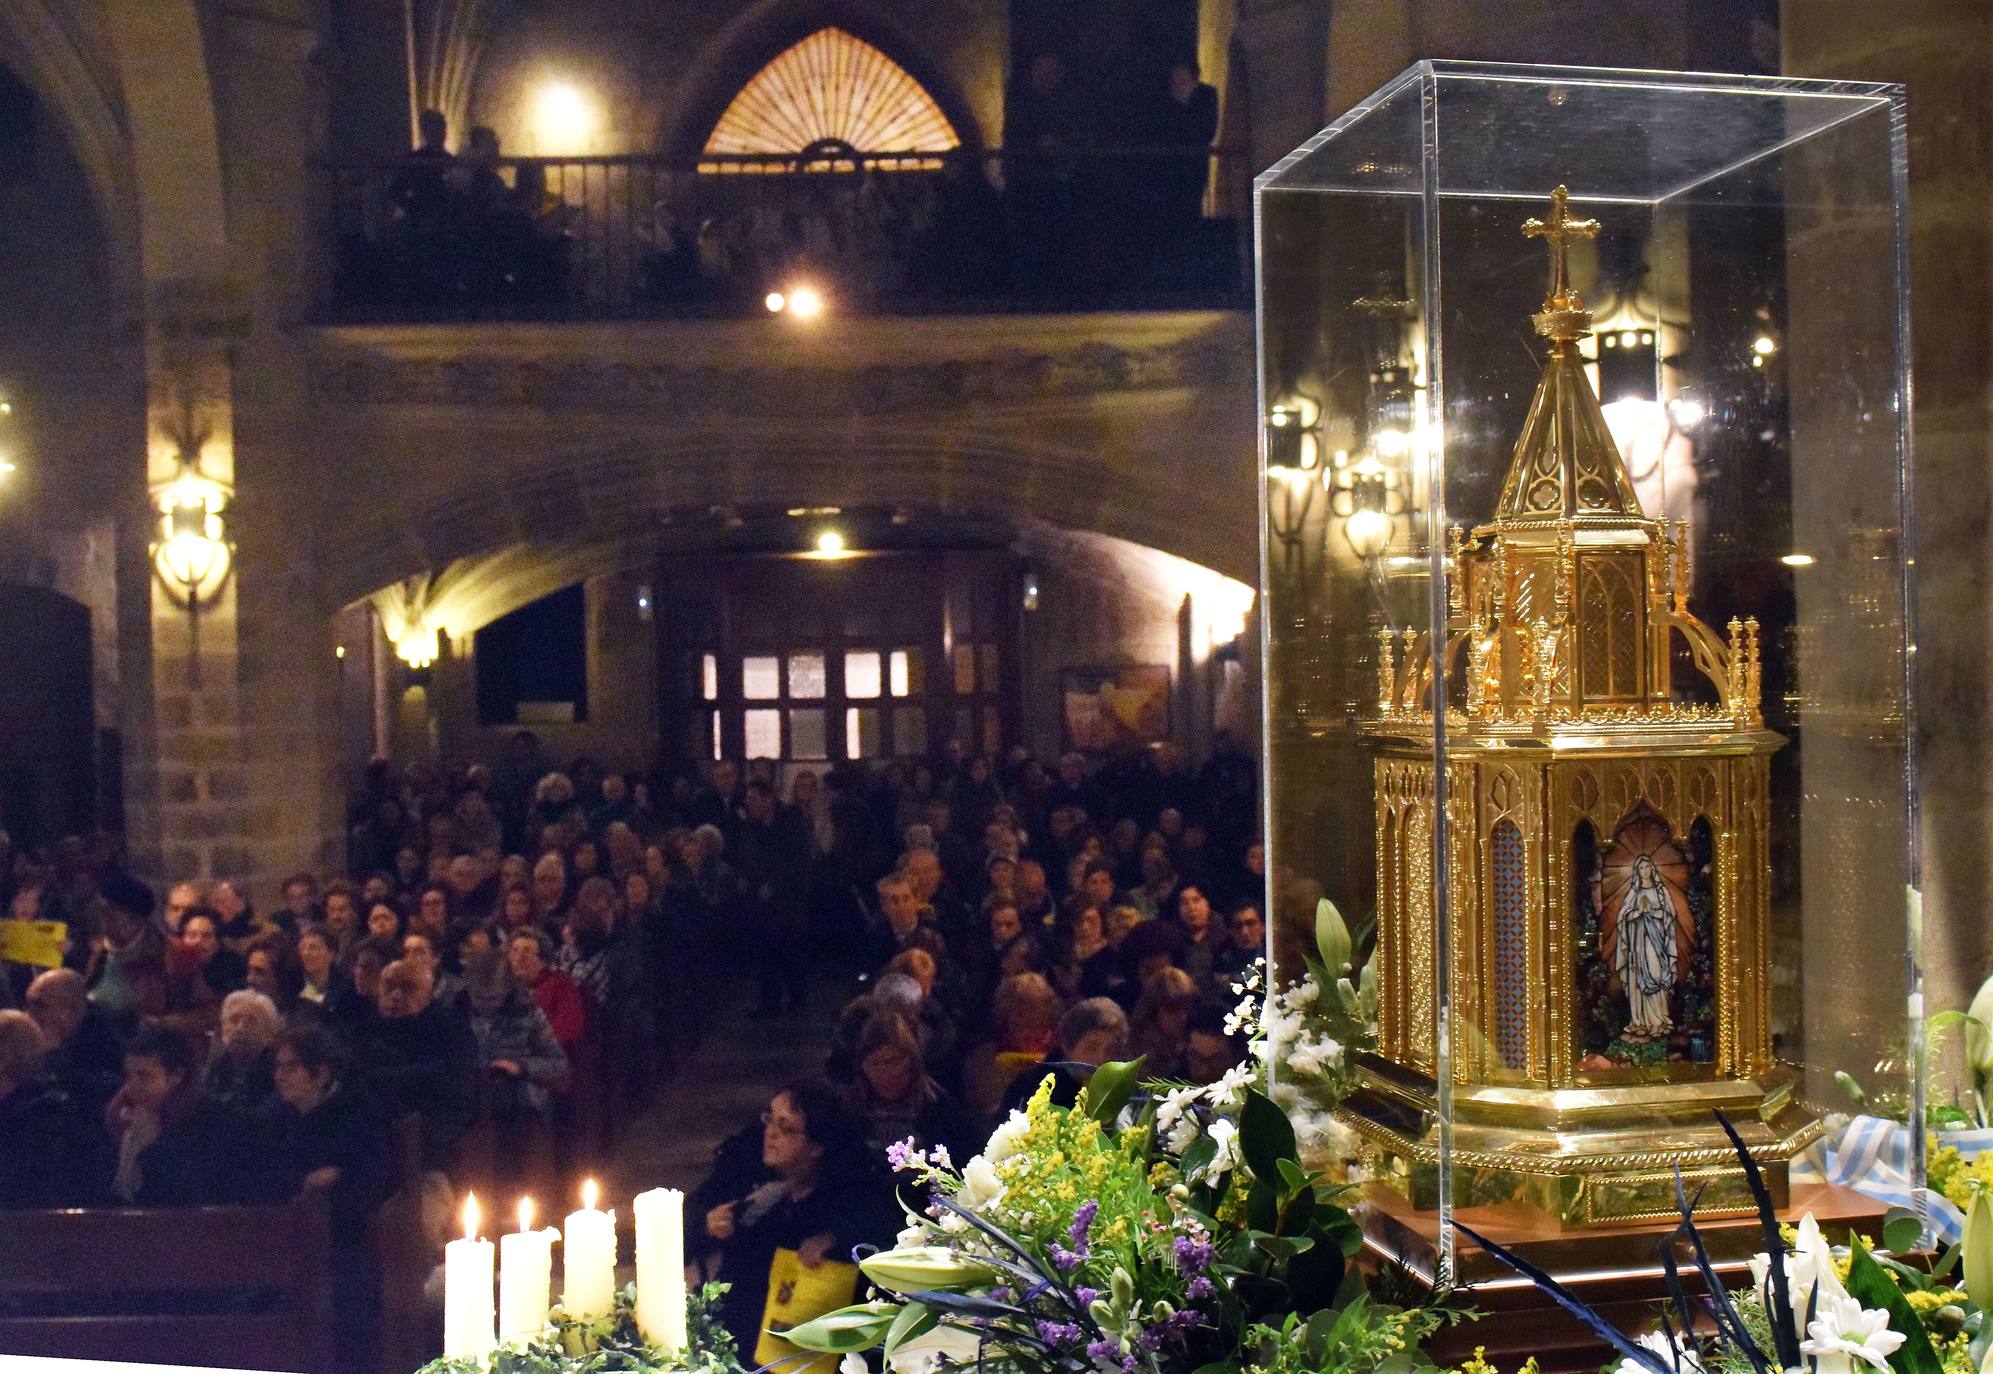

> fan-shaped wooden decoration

[{"left": 701, "top": 27, "right": 960, "bottom": 167}]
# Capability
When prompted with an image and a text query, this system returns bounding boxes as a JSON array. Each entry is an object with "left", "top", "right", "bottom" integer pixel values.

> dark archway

[
  {"left": 0, "top": 583, "right": 94, "bottom": 848},
  {"left": 659, "top": 0, "right": 987, "bottom": 161}
]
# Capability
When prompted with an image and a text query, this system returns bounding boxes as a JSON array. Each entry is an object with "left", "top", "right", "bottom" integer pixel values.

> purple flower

[
  {"left": 886, "top": 1137, "right": 918, "bottom": 1171},
  {"left": 1087, "top": 1340, "right": 1118, "bottom": 1363},
  {"left": 1049, "top": 1243, "right": 1082, "bottom": 1271},
  {"left": 1185, "top": 1276, "right": 1215, "bottom": 1301},
  {"left": 1036, "top": 1321, "right": 1084, "bottom": 1346},
  {"left": 1069, "top": 1200, "right": 1100, "bottom": 1249},
  {"left": 1172, "top": 1235, "right": 1214, "bottom": 1275},
  {"left": 991, "top": 1286, "right": 1014, "bottom": 1304},
  {"left": 1075, "top": 1287, "right": 1100, "bottom": 1306}
]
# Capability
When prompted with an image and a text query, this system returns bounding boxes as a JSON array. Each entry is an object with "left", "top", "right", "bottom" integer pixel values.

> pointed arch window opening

[{"left": 699, "top": 27, "right": 961, "bottom": 173}]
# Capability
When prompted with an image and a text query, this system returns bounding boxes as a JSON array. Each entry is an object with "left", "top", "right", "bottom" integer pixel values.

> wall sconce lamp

[
  {"left": 1266, "top": 396, "right": 1325, "bottom": 575},
  {"left": 1329, "top": 451, "right": 1406, "bottom": 560},
  {"left": 151, "top": 457, "right": 234, "bottom": 686}
]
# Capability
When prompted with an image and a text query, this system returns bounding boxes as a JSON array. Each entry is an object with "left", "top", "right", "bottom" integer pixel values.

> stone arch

[
  {"left": 659, "top": 0, "right": 987, "bottom": 162},
  {"left": 0, "top": 0, "right": 140, "bottom": 291},
  {"left": 324, "top": 424, "right": 1258, "bottom": 617}
]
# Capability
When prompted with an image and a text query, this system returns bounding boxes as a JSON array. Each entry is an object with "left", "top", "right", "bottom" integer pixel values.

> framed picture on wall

[{"left": 1061, "top": 665, "right": 1171, "bottom": 753}]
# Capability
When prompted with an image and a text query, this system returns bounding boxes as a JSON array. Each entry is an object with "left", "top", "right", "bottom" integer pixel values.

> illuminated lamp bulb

[
  {"left": 764, "top": 291, "right": 786, "bottom": 313},
  {"left": 786, "top": 285, "right": 824, "bottom": 319},
  {"left": 1753, "top": 335, "right": 1777, "bottom": 356},
  {"left": 815, "top": 529, "right": 846, "bottom": 556},
  {"left": 1344, "top": 508, "right": 1393, "bottom": 560}
]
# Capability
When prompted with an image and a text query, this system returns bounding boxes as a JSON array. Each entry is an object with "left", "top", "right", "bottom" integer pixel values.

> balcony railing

[{"left": 322, "top": 145, "right": 1245, "bottom": 322}]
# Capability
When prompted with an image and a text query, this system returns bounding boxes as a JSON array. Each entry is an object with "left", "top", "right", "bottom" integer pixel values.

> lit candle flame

[
  {"left": 462, "top": 1191, "right": 480, "bottom": 1243},
  {"left": 582, "top": 1178, "right": 599, "bottom": 1211},
  {"left": 518, "top": 1196, "right": 535, "bottom": 1233}
]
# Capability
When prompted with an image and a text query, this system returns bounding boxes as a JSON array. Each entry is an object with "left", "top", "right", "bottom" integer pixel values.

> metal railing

[{"left": 322, "top": 145, "right": 1245, "bottom": 322}]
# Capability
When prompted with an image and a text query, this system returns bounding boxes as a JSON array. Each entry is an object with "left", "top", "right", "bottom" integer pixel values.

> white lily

[
  {"left": 886, "top": 1322, "right": 985, "bottom": 1374},
  {"left": 1155, "top": 1084, "right": 1204, "bottom": 1154},
  {"left": 1799, "top": 1294, "right": 1904, "bottom": 1374}
]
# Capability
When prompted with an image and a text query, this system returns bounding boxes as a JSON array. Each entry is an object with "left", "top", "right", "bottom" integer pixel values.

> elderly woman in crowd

[
  {"left": 106, "top": 1023, "right": 238, "bottom": 1205},
  {"left": 202, "top": 989, "right": 283, "bottom": 1112}
]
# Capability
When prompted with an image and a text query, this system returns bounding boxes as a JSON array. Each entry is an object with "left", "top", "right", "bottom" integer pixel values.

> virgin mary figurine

[{"left": 1611, "top": 854, "right": 1678, "bottom": 1038}]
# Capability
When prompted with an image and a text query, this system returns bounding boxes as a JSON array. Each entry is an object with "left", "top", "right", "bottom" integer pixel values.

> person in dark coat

[
  {"left": 689, "top": 1081, "right": 899, "bottom": 1357},
  {"left": 105, "top": 1023, "right": 246, "bottom": 1205},
  {"left": 26, "top": 968, "right": 124, "bottom": 1120},
  {"left": 0, "top": 1009, "right": 103, "bottom": 1207},
  {"left": 271, "top": 1024, "right": 394, "bottom": 1374},
  {"left": 731, "top": 779, "right": 814, "bottom": 1014},
  {"left": 844, "top": 1011, "right": 975, "bottom": 1165},
  {"left": 353, "top": 959, "right": 475, "bottom": 1170},
  {"left": 202, "top": 989, "right": 283, "bottom": 1113}
]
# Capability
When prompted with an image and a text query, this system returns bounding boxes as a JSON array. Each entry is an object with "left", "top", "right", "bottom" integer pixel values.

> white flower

[
  {"left": 1288, "top": 1033, "right": 1343, "bottom": 1077},
  {"left": 897, "top": 1220, "right": 933, "bottom": 1248},
  {"left": 984, "top": 1110, "right": 1030, "bottom": 1164},
  {"left": 937, "top": 1210, "right": 970, "bottom": 1235},
  {"left": 1195, "top": 1118, "right": 1241, "bottom": 1182},
  {"left": 1614, "top": 1328, "right": 1703, "bottom": 1374},
  {"left": 1206, "top": 1062, "right": 1257, "bottom": 1111},
  {"left": 842, "top": 1354, "right": 870, "bottom": 1374},
  {"left": 955, "top": 1155, "right": 1006, "bottom": 1211},
  {"left": 1800, "top": 1294, "right": 1905, "bottom": 1374},
  {"left": 928, "top": 1143, "right": 953, "bottom": 1171},
  {"left": 1155, "top": 1084, "right": 1204, "bottom": 1153},
  {"left": 1748, "top": 1210, "right": 1849, "bottom": 1341}
]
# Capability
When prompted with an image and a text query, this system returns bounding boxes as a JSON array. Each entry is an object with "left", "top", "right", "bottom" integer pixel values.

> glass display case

[{"left": 1254, "top": 63, "right": 1914, "bottom": 1282}]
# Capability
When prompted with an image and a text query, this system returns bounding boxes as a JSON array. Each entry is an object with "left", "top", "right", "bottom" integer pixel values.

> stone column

[{"left": 1783, "top": 0, "right": 1993, "bottom": 1018}]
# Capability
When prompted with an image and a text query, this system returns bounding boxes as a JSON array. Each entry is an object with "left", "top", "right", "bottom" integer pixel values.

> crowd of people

[
  {"left": 334, "top": 53, "right": 1226, "bottom": 320},
  {"left": 0, "top": 729, "right": 1265, "bottom": 1365}
]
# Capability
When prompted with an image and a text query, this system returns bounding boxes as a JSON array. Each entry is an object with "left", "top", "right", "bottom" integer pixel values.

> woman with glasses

[{"left": 687, "top": 1080, "right": 898, "bottom": 1356}]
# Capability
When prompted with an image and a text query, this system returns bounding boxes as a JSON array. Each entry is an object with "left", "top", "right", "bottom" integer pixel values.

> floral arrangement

[
  {"left": 1459, "top": 1115, "right": 1993, "bottom": 1374},
  {"left": 417, "top": 1282, "right": 738, "bottom": 1374},
  {"left": 780, "top": 898, "right": 1444, "bottom": 1374}
]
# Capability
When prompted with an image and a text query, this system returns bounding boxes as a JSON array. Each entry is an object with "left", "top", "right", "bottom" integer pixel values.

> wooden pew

[{"left": 0, "top": 1194, "right": 333, "bottom": 1371}]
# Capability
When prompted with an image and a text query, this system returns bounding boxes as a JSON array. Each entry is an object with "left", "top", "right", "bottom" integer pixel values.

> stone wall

[{"left": 1783, "top": 0, "right": 1993, "bottom": 1018}]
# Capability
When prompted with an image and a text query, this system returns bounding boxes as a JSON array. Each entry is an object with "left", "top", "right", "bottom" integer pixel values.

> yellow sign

[{"left": 0, "top": 920, "right": 66, "bottom": 968}]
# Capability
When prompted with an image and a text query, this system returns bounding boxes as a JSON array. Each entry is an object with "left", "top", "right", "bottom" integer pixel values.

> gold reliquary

[{"left": 1342, "top": 189, "right": 1819, "bottom": 1226}]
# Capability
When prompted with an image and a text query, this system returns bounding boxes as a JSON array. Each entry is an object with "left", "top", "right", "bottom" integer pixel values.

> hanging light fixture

[{"left": 151, "top": 455, "right": 234, "bottom": 687}]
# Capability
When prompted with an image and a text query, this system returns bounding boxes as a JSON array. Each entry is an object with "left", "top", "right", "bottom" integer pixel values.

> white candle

[
  {"left": 563, "top": 1178, "right": 617, "bottom": 1320},
  {"left": 499, "top": 1198, "right": 556, "bottom": 1343},
  {"left": 633, "top": 1187, "right": 688, "bottom": 1355},
  {"left": 444, "top": 1192, "right": 497, "bottom": 1361}
]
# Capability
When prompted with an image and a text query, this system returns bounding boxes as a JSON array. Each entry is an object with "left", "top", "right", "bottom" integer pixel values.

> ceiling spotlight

[
  {"left": 765, "top": 291, "right": 786, "bottom": 313},
  {"left": 787, "top": 505, "right": 842, "bottom": 518},
  {"left": 1781, "top": 553, "right": 1815, "bottom": 568},
  {"left": 815, "top": 529, "right": 846, "bottom": 556},
  {"left": 1752, "top": 335, "right": 1777, "bottom": 356}
]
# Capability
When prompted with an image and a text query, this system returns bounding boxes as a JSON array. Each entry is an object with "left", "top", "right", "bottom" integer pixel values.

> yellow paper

[
  {"left": 753, "top": 1247, "right": 859, "bottom": 1374},
  {"left": 0, "top": 920, "right": 65, "bottom": 968}
]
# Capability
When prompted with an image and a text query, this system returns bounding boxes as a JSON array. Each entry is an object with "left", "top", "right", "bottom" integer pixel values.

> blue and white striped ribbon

[{"left": 1793, "top": 1116, "right": 1993, "bottom": 1246}]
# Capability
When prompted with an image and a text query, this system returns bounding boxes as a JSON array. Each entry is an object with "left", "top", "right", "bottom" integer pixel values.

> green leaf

[
  {"left": 1246, "top": 1179, "right": 1280, "bottom": 1234},
  {"left": 1317, "top": 1203, "right": 1365, "bottom": 1258},
  {"left": 884, "top": 1302, "right": 939, "bottom": 1358},
  {"left": 1240, "top": 1088, "right": 1298, "bottom": 1183},
  {"left": 1081, "top": 1057, "right": 1146, "bottom": 1125},
  {"left": 1884, "top": 1207, "right": 1927, "bottom": 1256},
  {"left": 1316, "top": 898, "right": 1352, "bottom": 975},
  {"left": 1277, "top": 1158, "right": 1309, "bottom": 1194},
  {"left": 1180, "top": 1135, "right": 1218, "bottom": 1180},
  {"left": 1846, "top": 1235, "right": 1945, "bottom": 1374}
]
